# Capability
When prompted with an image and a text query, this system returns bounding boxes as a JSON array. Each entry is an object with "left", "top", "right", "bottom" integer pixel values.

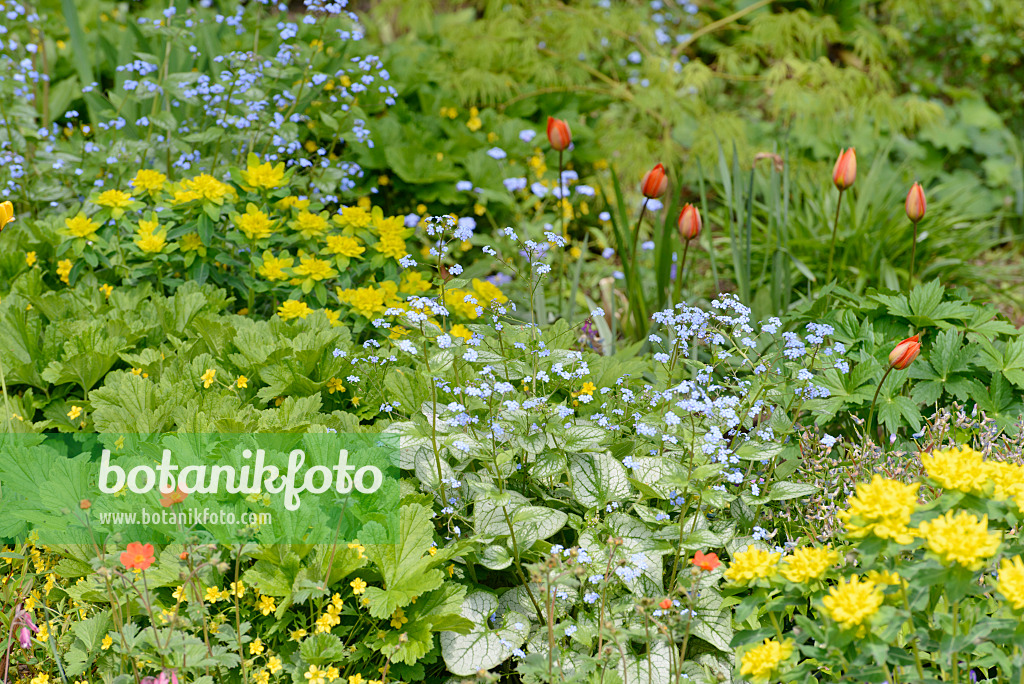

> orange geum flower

[{"left": 120, "top": 542, "right": 155, "bottom": 571}]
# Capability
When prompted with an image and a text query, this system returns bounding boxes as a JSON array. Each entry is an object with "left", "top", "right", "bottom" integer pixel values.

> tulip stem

[
  {"left": 908, "top": 220, "right": 918, "bottom": 290},
  {"left": 630, "top": 198, "right": 649, "bottom": 284},
  {"left": 673, "top": 239, "right": 690, "bottom": 306},
  {"left": 865, "top": 364, "right": 894, "bottom": 455},
  {"left": 825, "top": 189, "right": 844, "bottom": 284},
  {"left": 558, "top": 149, "right": 566, "bottom": 315}
]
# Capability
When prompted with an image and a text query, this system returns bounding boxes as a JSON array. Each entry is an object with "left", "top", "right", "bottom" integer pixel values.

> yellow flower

[
  {"left": 254, "top": 671, "right": 270, "bottom": 684},
  {"left": 25, "top": 251, "right": 36, "bottom": 266},
  {"left": 292, "top": 253, "right": 338, "bottom": 282},
  {"left": 180, "top": 232, "right": 206, "bottom": 254},
  {"left": 249, "top": 637, "right": 264, "bottom": 655},
  {"left": 336, "top": 285, "right": 389, "bottom": 320},
  {"left": 30, "top": 674, "right": 50, "bottom": 684},
  {"left": 325, "top": 235, "right": 365, "bottom": 258},
  {"left": 450, "top": 324, "right": 472, "bottom": 341},
  {"left": 291, "top": 210, "right": 329, "bottom": 239},
  {"left": 350, "top": 577, "right": 367, "bottom": 594},
  {"left": 578, "top": 382, "right": 597, "bottom": 396},
  {"left": 837, "top": 475, "right": 919, "bottom": 545},
  {"left": 466, "top": 106, "right": 482, "bottom": 131},
  {"left": 304, "top": 665, "right": 327, "bottom": 684},
  {"left": 100, "top": 283, "right": 114, "bottom": 298},
  {"left": 739, "top": 638, "right": 793, "bottom": 684},
  {"left": 334, "top": 206, "right": 373, "bottom": 231},
  {"left": 779, "top": 546, "right": 840, "bottom": 583},
  {"left": 348, "top": 543, "right": 365, "bottom": 558},
  {"left": 135, "top": 219, "right": 167, "bottom": 254},
  {"left": 57, "top": 259, "right": 73, "bottom": 284},
  {"left": 267, "top": 656, "right": 283, "bottom": 674},
  {"left": 67, "top": 406, "right": 83, "bottom": 420},
  {"left": 234, "top": 204, "right": 275, "bottom": 240},
  {"left": 996, "top": 556, "right": 1024, "bottom": 610},
  {"left": 822, "top": 576, "right": 883, "bottom": 631},
  {"left": 917, "top": 509, "right": 1000, "bottom": 570},
  {"left": 278, "top": 300, "right": 313, "bottom": 321},
  {"left": 201, "top": 369, "right": 217, "bottom": 389},
  {"left": 243, "top": 158, "right": 286, "bottom": 189},
  {"left": 723, "top": 546, "right": 779, "bottom": 584},
  {"left": 390, "top": 606, "right": 408, "bottom": 628},
  {"left": 230, "top": 580, "right": 245, "bottom": 598},
  {"left": 323, "top": 309, "right": 341, "bottom": 327},
  {"left": 864, "top": 569, "right": 904, "bottom": 587},
  {"left": 236, "top": 375, "right": 249, "bottom": 389},
  {"left": 130, "top": 169, "right": 167, "bottom": 195},
  {"left": 400, "top": 271, "right": 431, "bottom": 294},
  {"left": 446, "top": 289, "right": 480, "bottom": 319},
  {"left": 37, "top": 623, "right": 49, "bottom": 642},
  {"left": 985, "top": 460, "right": 1024, "bottom": 502},
  {"left": 95, "top": 189, "right": 134, "bottom": 217},
  {"left": 180, "top": 173, "right": 235, "bottom": 204},
  {"left": 349, "top": 675, "right": 364, "bottom": 684},
  {"left": 101, "top": 633, "right": 113, "bottom": 649},
  {"left": 258, "top": 594, "right": 276, "bottom": 615},
  {"left": 472, "top": 278, "right": 508, "bottom": 304},
  {"left": 277, "top": 195, "right": 310, "bottom": 211},
  {"left": 65, "top": 213, "right": 100, "bottom": 240},
  {"left": 258, "top": 250, "right": 294, "bottom": 281},
  {"left": 921, "top": 446, "right": 989, "bottom": 494},
  {"left": 290, "top": 628, "right": 307, "bottom": 642},
  {"left": 326, "top": 378, "right": 346, "bottom": 394},
  {"left": 172, "top": 585, "right": 186, "bottom": 601}
]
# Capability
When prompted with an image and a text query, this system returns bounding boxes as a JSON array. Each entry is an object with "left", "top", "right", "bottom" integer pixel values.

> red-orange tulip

[
  {"left": 546, "top": 116, "right": 572, "bottom": 151},
  {"left": 905, "top": 182, "right": 926, "bottom": 222},
  {"left": 120, "top": 541, "right": 156, "bottom": 571},
  {"left": 677, "top": 204, "right": 701, "bottom": 241},
  {"left": 641, "top": 163, "right": 668, "bottom": 199},
  {"left": 659, "top": 598, "right": 673, "bottom": 610},
  {"left": 888, "top": 334, "right": 921, "bottom": 370},
  {"left": 832, "top": 148, "right": 857, "bottom": 191}
]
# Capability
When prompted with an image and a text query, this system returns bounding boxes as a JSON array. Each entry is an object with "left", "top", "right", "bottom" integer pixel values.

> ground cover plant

[{"left": 0, "top": 1, "right": 1023, "bottom": 684}]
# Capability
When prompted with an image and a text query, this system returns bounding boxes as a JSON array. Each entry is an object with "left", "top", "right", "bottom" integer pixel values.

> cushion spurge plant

[{"left": 730, "top": 442, "right": 1024, "bottom": 683}]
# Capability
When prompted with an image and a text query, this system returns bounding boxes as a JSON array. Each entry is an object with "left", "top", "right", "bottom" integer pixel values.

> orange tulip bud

[
  {"left": 677, "top": 203, "right": 701, "bottom": 241},
  {"left": 905, "top": 182, "right": 926, "bottom": 222},
  {"left": 831, "top": 148, "right": 857, "bottom": 191},
  {"left": 546, "top": 116, "right": 572, "bottom": 151},
  {"left": 0, "top": 201, "right": 13, "bottom": 231},
  {"left": 888, "top": 334, "right": 921, "bottom": 370},
  {"left": 659, "top": 598, "right": 673, "bottom": 610},
  {"left": 641, "top": 163, "right": 668, "bottom": 199},
  {"left": 79, "top": 499, "right": 91, "bottom": 510}
]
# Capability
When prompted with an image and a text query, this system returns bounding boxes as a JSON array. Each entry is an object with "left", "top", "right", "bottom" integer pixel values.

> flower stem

[
  {"left": 908, "top": 219, "right": 918, "bottom": 290},
  {"left": 673, "top": 239, "right": 690, "bottom": 306},
  {"left": 0, "top": 352, "right": 13, "bottom": 433},
  {"left": 825, "top": 190, "right": 844, "bottom": 284},
  {"left": 865, "top": 364, "right": 894, "bottom": 454}
]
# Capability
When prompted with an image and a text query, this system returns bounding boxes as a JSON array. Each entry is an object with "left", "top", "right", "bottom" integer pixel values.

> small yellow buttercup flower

[
  {"left": 25, "top": 251, "right": 36, "bottom": 266},
  {"left": 67, "top": 406, "right": 83, "bottom": 421},
  {"left": 201, "top": 369, "right": 217, "bottom": 389},
  {"left": 739, "top": 638, "right": 793, "bottom": 683},
  {"left": 249, "top": 637, "right": 264, "bottom": 655},
  {"left": 724, "top": 546, "right": 780, "bottom": 584},
  {"left": 350, "top": 577, "right": 367, "bottom": 595},
  {"left": 57, "top": 259, "right": 73, "bottom": 285},
  {"left": 236, "top": 375, "right": 248, "bottom": 389},
  {"left": 257, "top": 594, "right": 276, "bottom": 615}
]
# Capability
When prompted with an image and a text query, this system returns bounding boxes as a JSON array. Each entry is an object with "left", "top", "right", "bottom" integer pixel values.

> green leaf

[
  {"left": 439, "top": 591, "right": 529, "bottom": 676},
  {"left": 362, "top": 504, "right": 444, "bottom": 618},
  {"left": 569, "top": 452, "right": 631, "bottom": 508}
]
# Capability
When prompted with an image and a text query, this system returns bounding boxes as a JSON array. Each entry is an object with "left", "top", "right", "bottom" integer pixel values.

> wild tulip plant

[{"left": 729, "top": 444, "right": 1024, "bottom": 684}]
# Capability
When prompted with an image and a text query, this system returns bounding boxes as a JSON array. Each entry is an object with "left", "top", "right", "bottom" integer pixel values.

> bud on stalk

[
  {"left": 546, "top": 116, "right": 572, "bottom": 151},
  {"left": 641, "top": 163, "right": 668, "bottom": 199}
]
